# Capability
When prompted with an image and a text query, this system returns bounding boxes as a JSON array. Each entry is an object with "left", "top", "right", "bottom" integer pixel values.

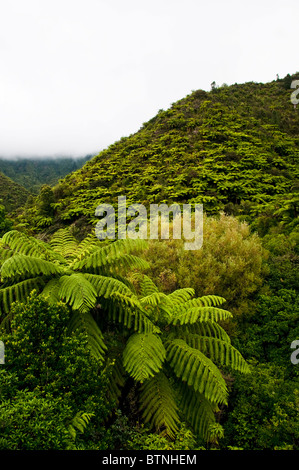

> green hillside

[
  {"left": 0, "top": 172, "right": 30, "bottom": 213},
  {"left": 21, "top": 74, "right": 298, "bottom": 235},
  {"left": 1, "top": 74, "right": 298, "bottom": 451}
]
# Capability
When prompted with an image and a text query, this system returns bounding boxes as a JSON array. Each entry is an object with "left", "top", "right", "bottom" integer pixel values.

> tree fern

[
  {"left": 0, "top": 229, "right": 147, "bottom": 365},
  {"left": 67, "top": 311, "right": 107, "bottom": 363},
  {"left": 166, "top": 339, "right": 229, "bottom": 405},
  {"left": 177, "top": 382, "right": 218, "bottom": 442},
  {"left": 178, "top": 333, "right": 250, "bottom": 373},
  {"left": 1, "top": 254, "right": 63, "bottom": 282},
  {"left": 49, "top": 228, "right": 79, "bottom": 260},
  {"left": 171, "top": 305, "right": 233, "bottom": 325},
  {"left": 139, "top": 372, "right": 180, "bottom": 439},
  {"left": 123, "top": 332, "right": 166, "bottom": 382},
  {"left": 58, "top": 273, "right": 98, "bottom": 313}
]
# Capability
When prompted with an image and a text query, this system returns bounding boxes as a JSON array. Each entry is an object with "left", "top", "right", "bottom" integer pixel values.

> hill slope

[
  {"left": 22, "top": 74, "right": 299, "bottom": 234},
  {"left": 0, "top": 172, "right": 30, "bottom": 213}
]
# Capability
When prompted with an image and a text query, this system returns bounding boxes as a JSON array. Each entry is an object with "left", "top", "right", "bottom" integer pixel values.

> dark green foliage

[
  {"left": 0, "top": 172, "right": 30, "bottom": 213},
  {"left": 0, "top": 293, "right": 112, "bottom": 450},
  {"left": 0, "top": 205, "right": 13, "bottom": 237},
  {"left": 221, "top": 362, "right": 299, "bottom": 450}
]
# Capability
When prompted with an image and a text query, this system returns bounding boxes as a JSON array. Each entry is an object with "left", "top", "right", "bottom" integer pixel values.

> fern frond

[
  {"left": 83, "top": 273, "right": 134, "bottom": 299},
  {"left": 171, "top": 306, "right": 233, "bottom": 326},
  {"left": 137, "top": 274, "right": 159, "bottom": 296},
  {"left": 50, "top": 228, "right": 78, "bottom": 260},
  {"left": 140, "top": 291, "right": 168, "bottom": 308},
  {"left": 0, "top": 245, "right": 14, "bottom": 263},
  {"left": 73, "top": 238, "right": 148, "bottom": 273},
  {"left": 58, "top": 273, "right": 98, "bottom": 313},
  {"left": 175, "top": 321, "right": 231, "bottom": 344},
  {"left": 139, "top": 372, "right": 180, "bottom": 439},
  {"left": 167, "top": 288, "right": 195, "bottom": 305},
  {"left": 172, "top": 295, "right": 227, "bottom": 313},
  {"left": 0, "top": 277, "right": 45, "bottom": 316},
  {"left": 41, "top": 278, "right": 61, "bottom": 304},
  {"left": 68, "top": 411, "right": 95, "bottom": 439},
  {"left": 105, "top": 293, "right": 160, "bottom": 334},
  {"left": 123, "top": 333, "right": 166, "bottom": 382},
  {"left": 107, "top": 355, "right": 127, "bottom": 404},
  {"left": 166, "top": 339, "right": 228, "bottom": 405},
  {"left": 0, "top": 254, "right": 63, "bottom": 282},
  {"left": 177, "top": 382, "right": 217, "bottom": 442},
  {"left": 178, "top": 333, "right": 250, "bottom": 373},
  {"left": 1, "top": 230, "right": 59, "bottom": 261},
  {"left": 68, "top": 310, "right": 107, "bottom": 362}
]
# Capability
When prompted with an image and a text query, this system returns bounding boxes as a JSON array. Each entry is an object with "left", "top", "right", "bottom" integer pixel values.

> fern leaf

[
  {"left": 166, "top": 339, "right": 228, "bottom": 405},
  {"left": 177, "top": 382, "right": 217, "bottom": 442},
  {"left": 68, "top": 411, "right": 95, "bottom": 439},
  {"left": 171, "top": 306, "right": 233, "bottom": 326},
  {"left": 167, "top": 288, "right": 195, "bottom": 305},
  {"left": 179, "top": 333, "right": 250, "bottom": 373},
  {"left": 1, "top": 230, "right": 59, "bottom": 261},
  {"left": 0, "top": 254, "right": 63, "bottom": 281},
  {"left": 58, "top": 273, "right": 97, "bottom": 313},
  {"left": 0, "top": 277, "right": 45, "bottom": 316},
  {"left": 172, "top": 295, "right": 227, "bottom": 313},
  {"left": 73, "top": 238, "right": 148, "bottom": 272},
  {"left": 107, "top": 355, "right": 127, "bottom": 404},
  {"left": 104, "top": 293, "right": 160, "bottom": 334},
  {"left": 68, "top": 310, "right": 107, "bottom": 362},
  {"left": 139, "top": 372, "right": 180, "bottom": 438},
  {"left": 50, "top": 228, "right": 78, "bottom": 260},
  {"left": 137, "top": 274, "right": 159, "bottom": 296},
  {"left": 41, "top": 278, "right": 61, "bottom": 304},
  {"left": 83, "top": 273, "right": 134, "bottom": 299},
  {"left": 175, "top": 321, "right": 231, "bottom": 344},
  {"left": 123, "top": 333, "right": 166, "bottom": 382}
]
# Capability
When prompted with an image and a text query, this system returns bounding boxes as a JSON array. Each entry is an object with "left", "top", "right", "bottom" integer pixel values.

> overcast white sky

[{"left": 0, "top": 0, "right": 298, "bottom": 158}]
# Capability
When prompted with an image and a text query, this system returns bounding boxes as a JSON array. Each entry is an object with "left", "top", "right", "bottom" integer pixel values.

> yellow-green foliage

[{"left": 142, "top": 213, "right": 266, "bottom": 318}]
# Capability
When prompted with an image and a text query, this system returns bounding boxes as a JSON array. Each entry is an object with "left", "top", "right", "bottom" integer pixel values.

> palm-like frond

[
  {"left": 178, "top": 333, "right": 250, "bottom": 373},
  {"left": 1, "top": 230, "right": 59, "bottom": 262},
  {"left": 106, "top": 355, "right": 127, "bottom": 404},
  {"left": 105, "top": 292, "right": 160, "bottom": 334},
  {"left": 58, "top": 273, "right": 98, "bottom": 313},
  {"left": 171, "top": 306, "right": 233, "bottom": 325},
  {"left": 73, "top": 238, "right": 149, "bottom": 273},
  {"left": 167, "top": 288, "right": 195, "bottom": 305},
  {"left": 0, "top": 254, "right": 63, "bottom": 282},
  {"left": 166, "top": 339, "right": 228, "bottom": 405},
  {"left": 84, "top": 273, "right": 134, "bottom": 299},
  {"left": 0, "top": 278, "right": 45, "bottom": 317},
  {"left": 50, "top": 228, "right": 79, "bottom": 260},
  {"left": 175, "top": 321, "right": 232, "bottom": 344},
  {"left": 68, "top": 310, "right": 107, "bottom": 362},
  {"left": 139, "top": 372, "right": 180, "bottom": 439},
  {"left": 177, "top": 382, "right": 217, "bottom": 442},
  {"left": 123, "top": 332, "right": 166, "bottom": 382}
]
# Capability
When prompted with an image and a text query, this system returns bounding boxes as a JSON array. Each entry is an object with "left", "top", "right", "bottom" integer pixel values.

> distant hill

[
  {"left": 0, "top": 155, "right": 93, "bottom": 194},
  {"left": 20, "top": 74, "right": 299, "bottom": 234},
  {"left": 0, "top": 172, "right": 30, "bottom": 213}
]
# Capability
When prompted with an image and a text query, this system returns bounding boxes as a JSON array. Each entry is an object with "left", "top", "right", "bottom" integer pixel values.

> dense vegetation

[
  {"left": 0, "top": 74, "right": 298, "bottom": 450},
  {"left": 0, "top": 172, "right": 30, "bottom": 213},
  {"left": 0, "top": 155, "right": 92, "bottom": 194}
]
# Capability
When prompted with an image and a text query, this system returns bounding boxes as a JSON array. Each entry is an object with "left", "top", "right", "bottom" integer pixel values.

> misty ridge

[{"left": 0, "top": 154, "right": 93, "bottom": 194}]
